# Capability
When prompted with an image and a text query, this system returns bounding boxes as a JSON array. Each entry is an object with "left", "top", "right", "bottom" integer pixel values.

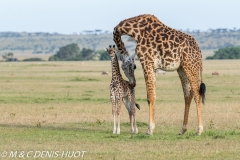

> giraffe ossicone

[{"left": 113, "top": 14, "right": 206, "bottom": 135}]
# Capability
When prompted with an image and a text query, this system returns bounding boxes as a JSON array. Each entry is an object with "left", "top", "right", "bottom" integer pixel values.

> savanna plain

[{"left": 0, "top": 60, "right": 240, "bottom": 160}]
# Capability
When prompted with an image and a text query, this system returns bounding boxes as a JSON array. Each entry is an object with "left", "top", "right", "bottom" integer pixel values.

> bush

[{"left": 22, "top": 58, "right": 44, "bottom": 61}]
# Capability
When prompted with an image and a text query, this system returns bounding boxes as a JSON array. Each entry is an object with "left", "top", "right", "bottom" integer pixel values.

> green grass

[
  {"left": 1, "top": 124, "right": 239, "bottom": 159},
  {"left": 0, "top": 61, "right": 240, "bottom": 159}
]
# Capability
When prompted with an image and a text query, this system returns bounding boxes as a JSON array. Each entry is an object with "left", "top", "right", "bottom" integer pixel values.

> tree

[
  {"left": 80, "top": 48, "right": 94, "bottom": 59},
  {"left": 206, "top": 47, "right": 240, "bottom": 59},
  {"left": 98, "top": 50, "right": 110, "bottom": 60},
  {"left": 2, "top": 52, "right": 14, "bottom": 61},
  {"left": 49, "top": 43, "right": 80, "bottom": 61}
]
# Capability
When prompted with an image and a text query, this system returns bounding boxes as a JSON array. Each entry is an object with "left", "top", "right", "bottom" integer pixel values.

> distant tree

[
  {"left": 98, "top": 50, "right": 110, "bottom": 60},
  {"left": 79, "top": 48, "right": 95, "bottom": 60},
  {"left": 95, "top": 29, "right": 102, "bottom": 34},
  {"left": 2, "top": 52, "right": 14, "bottom": 61},
  {"left": 206, "top": 47, "right": 240, "bottom": 59},
  {"left": 49, "top": 43, "right": 80, "bottom": 61}
]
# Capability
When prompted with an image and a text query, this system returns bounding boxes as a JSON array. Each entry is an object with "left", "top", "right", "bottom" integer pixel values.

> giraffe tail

[
  {"left": 135, "top": 103, "right": 140, "bottom": 110},
  {"left": 199, "top": 61, "right": 206, "bottom": 104},
  {"left": 199, "top": 83, "right": 206, "bottom": 104}
]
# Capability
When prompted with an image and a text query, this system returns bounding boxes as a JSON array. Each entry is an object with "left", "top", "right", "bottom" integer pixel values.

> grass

[{"left": 0, "top": 60, "right": 240, "bottom": 159}]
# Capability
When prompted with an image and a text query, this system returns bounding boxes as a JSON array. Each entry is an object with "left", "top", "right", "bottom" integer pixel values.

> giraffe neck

[{"left": 111, "top": 54, "right": 122, "bottom": 83}]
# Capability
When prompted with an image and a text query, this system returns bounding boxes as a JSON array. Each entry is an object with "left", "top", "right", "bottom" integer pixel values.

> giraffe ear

[
  {"left": 130, "top": 53, "right": 136, "bottom": 60},
  {"left": 106, "top": 48, "right": 108, "bottom": 51},
  {"left": 123, "top": 54, "right": 130, "bottom": 63},
  {"left": 120, "top": 54, "right": 124, "bottom": 62}
]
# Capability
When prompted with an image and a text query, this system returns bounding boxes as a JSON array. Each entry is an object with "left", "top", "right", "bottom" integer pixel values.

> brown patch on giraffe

[
  {"left": 140, "top": 29, "right": 145, "bottom": 37},
  {"left": 152, "top": 42, "right": 156, "bottom": 48},
  {"left": 156, "top": 35, "right": 161, "bottom": 43},
  {"left": 133, "top": 24, "right": 138, "bottom": 28},
  {"left": 153, "top": 23, "right": 160, "bottom": 28},
  {"left": 156, "top": 28, "right": 162, "bottom": 33},
  {"left": 141, "top": 38, "right": 146, "bottom": 45},
  {"left": 125, "top": 27, "right": 132, "bottom": 33},
  {"left": 132, "top": 32, "right": 136, "bottom": 38},
  {"left": 161, "top": 33, "right": 168, "bottom": 41},
  {"left": 170, "top": 35, "right": 175, "bottom": 41},
  {"left": 145, "top": 26, "right": 152, "bottom": 32},
  {"left": 164, "top": 50, "right": 172, "bottom": 58},
  {"left": 125, "top": 22, "right": 131, "bottom": 27},
  {"left": 169, "top": 41, "right": 174, "bottom": 50},
  {"left": 163, "top": 42, "right": 169, "bottom": 49},
  {"left": 146, "top": 39, "right": 151, "bottom": 47},
  {"left": 152, "top": 30, "right": 156, "bottom": 35},
  {"left": 141, "top": 46, "right": 147, "bottom": 53},
  {"left": 134, "top": 29, "right": 139, "bottom": 33}
]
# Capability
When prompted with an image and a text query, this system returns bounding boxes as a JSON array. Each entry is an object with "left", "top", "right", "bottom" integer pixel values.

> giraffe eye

[{"left": 134, "top": 65, "right": 136, "bottom": 69}]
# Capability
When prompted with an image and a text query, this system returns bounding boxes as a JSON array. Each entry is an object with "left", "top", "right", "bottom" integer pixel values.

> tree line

[
  {"left": 48, "top": 43, "right": 110, "bottom": 61},
  {"left": 206, "top": 47, "right": 240, "bottom": 59},
  {"left": 50, "top": 43, "right": 240, "bottom": 61}
]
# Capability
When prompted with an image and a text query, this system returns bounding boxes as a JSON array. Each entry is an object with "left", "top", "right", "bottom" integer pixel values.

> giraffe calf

[{"left": 107, "top": 45, "right": 140, "bottom": 134}]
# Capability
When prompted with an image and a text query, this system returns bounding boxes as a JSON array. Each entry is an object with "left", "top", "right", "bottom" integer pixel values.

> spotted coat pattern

[
  {"left": 113, "top": 14, "right": 205, "bottom": 135},
  {"left": 107, "top": 45, "right": 140, "bottom": 134}
]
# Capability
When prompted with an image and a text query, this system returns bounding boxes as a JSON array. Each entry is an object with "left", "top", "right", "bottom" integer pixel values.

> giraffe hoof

[
  {"left": 179, "top": 128, "right": 187, "bottom": 135},
  {"left": 134, "top": 128, "right": 138, "bottom": 134},
  {"left": 146, "top": 132, "right": 153, "bottom": 135},
  {"left": 146, "top": 128, "right": 153, "bottom": 135},
  {"left": 196, "top": 126, "right": 203, "bottom": 136},
  {"left": 117, "top": 128, "right": 120, "bottom": 134}
]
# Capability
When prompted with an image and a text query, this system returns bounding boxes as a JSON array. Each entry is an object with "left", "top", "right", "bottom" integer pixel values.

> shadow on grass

[
  {"left": 0, "top": 123, "right": 240, "bottom": 141},
  {"left": 0, "top": 123, "right": 110, "bottom": 134}
]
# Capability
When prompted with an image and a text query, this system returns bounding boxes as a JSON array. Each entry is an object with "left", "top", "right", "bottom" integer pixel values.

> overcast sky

[{"left": 1, "top": 0, "right": 239, "bottom": 34}]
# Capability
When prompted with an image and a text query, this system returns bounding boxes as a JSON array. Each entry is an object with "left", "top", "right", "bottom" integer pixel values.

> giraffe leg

[
  {"left": 129, "top": 112, "right": 134, "bottom": 133},
  {"left": 116, "top": 98, "right": 122, "bottom": 134},
  {"left": 124, "top": 97, "right": 134, "bottom": 133},
  {"left": 110, "top": 94, "right": 117, "bottom": 134},
  {"left": 113, "top": 112, "right": 117, "bottom": 134},
  {"left": 184, "top": 68, "right": 204, "bottom": 136},
  {"left": 133, "top": 109, "right": 138, "bottom": 134},
  {"left": 144, "top": 66, "right": 156, "bottom": 135},
  {"left": 130, "top": 89, "right": 138, "bottom": 134},
  {"left": 177, "top": 67, "right": 193, "bottom": 135},
  {"left": 191, "top": 79, "right": 203, "bottom": 136},
  {"left": 136, "top": 45, "right": 156, "bottom": 135}
]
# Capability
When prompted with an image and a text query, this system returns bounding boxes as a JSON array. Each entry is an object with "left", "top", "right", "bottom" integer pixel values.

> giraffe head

[
  {"left": 120, "top": 53, "right": 137, "bottom": 87},
  {"left": 106, "top": 45, "right": 137, "bottom": 87},
  {"left": 106, "top": 45, "right": 117, "bottom": 57}
]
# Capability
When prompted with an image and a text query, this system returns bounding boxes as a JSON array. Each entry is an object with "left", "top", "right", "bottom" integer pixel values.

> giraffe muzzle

[{"left": 129, "top": 81, "right": 136, "bottom": 87}]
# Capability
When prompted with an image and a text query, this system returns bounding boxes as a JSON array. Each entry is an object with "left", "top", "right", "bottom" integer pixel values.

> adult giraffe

[{"left": 113, "top": 14, "right": 206, "bottom": 135}]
